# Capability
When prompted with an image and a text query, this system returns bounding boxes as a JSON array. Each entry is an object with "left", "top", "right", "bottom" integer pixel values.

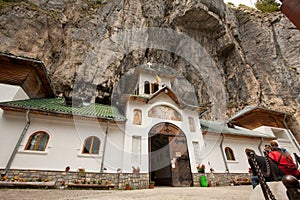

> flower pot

[
  {"left": 149, "top": 184, "right": 154, "bottom": 189},
  {"left": 125, "top": 185, "right": 130, "bottom": 190}
]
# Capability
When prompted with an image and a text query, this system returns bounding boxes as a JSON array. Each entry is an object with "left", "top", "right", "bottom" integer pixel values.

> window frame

[
  {"left": 24, "top": 131, "right": 50, "bottom": 151},
  {"left": 144, "top": 81, "right": 150, "bottom": 94},
  {"left": 151, "top": 82, "right": 159, "bottom": 93},
  {"left": 82, "top": 136, "right": 101, "bottom": 155},
  {"left": 224, "top": 147, "right": 236, "bottom": 161}
]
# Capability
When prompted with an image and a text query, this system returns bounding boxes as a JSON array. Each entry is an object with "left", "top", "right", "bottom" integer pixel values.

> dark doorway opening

[{"left": 148, "top": 122, "right": 193, "bottom": 187}]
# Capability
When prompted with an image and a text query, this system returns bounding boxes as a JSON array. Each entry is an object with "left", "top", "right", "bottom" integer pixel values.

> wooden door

[{"left": 169, "top": 136, "right": 192, "bottom": 186}]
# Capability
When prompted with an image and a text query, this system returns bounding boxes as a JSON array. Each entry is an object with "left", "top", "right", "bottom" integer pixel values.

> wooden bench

[{"left": 233, "top": 178, "right": 251, "bottom": 185}]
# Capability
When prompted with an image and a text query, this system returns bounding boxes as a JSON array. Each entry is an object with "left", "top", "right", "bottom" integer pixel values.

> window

[
  {"left": 82, "top": 136, "right": 100, "bottom": 154},
  {"left": 25, "top": 131, "right": 49, "bottom": 151},
  {"left": 225, "top": 147, "right": 236, "bottom": 161},
  {"left": 151, "top": 83, "right": 159, "bottom": 93},
  {"left": 133, "top": 109, "right": 142, "bottom": 125},
  {"left": 144, "top": 81, "right": 150, "bottom": 94}
]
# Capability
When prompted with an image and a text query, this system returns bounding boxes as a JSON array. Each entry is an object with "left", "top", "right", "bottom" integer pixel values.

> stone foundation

[
  {"left": 1, "top": 169, "right": 251, "bottom": 189},
  {"left": 0, "top": 169, "right": 149, "bottom": 189},
  {"left": 193, "top": 172, "right": 251, "bottom": 187}
]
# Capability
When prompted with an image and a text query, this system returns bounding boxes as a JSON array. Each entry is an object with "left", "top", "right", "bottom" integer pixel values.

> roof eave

[{"left": 0, "top": 106, "right": 126, "bottom": 124}]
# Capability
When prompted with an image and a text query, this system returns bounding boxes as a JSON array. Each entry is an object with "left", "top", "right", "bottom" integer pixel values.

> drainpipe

[
  {"left": 1, "top": 109, "right": 30, "bottom": 176},
  {"left": 220, "top": 134, "right": 229, "bottom": 173},
  {"left": 283, "top": 113, "right": 300, "bottom": 152},
  {"left": 258, "top": 137, "right": 263, "bottom": 155},
  {"left": 100, "top": 120, "right": 110, "bottom": 173}
]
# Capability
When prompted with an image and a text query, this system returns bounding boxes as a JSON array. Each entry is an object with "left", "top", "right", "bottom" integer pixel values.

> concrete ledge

[
  {"left": 249, "top": 182, "right": 288, "bottom": 200},
  {"left": 0, "top": 181, "right": 56, "bottom": 189}
]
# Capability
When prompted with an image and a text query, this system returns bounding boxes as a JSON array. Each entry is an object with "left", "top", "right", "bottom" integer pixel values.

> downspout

[
  {"left": 220, "top": 134, "right": 229, "bottom": 173},
  {"left": 283, "top": 113, "right": 300, "bottom": 152},
  {"left": 1, "top": 109, "right": 30, "bottom": 176},
  {"left": 258, "top": 137, "right": 263, "bottom": 155},
  {"left": 100, "top": 120, "right": 110, "bottom": 173}
]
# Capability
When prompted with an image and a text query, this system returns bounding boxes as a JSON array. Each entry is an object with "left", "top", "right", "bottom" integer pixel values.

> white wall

[
  {"left": 254, "top": 126, "right": 300, "bottom": 156},
  {"left": 138, "top": 71, "right": 171, "bottom": 95},
  {"left": 123, "top": 91, "right": 204, "bottom": 173},
  {"left": 203, "top": 133, "right": 263, "bottom": 173},
  {"left": 0, "top": 111, "right": 125, "bottom": 173},
  {"left": 0, "top": 111, "right": 28, "bottom": 169},
  {"left": 0, "top": 83, "right": 28, "bottom": 102}
]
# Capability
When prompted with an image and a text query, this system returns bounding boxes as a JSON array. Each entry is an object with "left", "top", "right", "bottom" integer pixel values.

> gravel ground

[{"left": 0, "top": 185, "right": 253, "bottom": 200}]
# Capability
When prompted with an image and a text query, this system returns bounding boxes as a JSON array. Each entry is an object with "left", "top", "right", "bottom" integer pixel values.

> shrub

[{"left": 255, "top": 0, "right": 280, "bottom": 13}]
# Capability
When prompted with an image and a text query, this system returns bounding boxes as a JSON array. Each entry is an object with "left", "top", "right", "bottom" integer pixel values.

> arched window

[
  {"left": 133, "top": 109, "right": 142, "bottom": 125},
  {"left": 225, "top": 147, "right": 236, "bottom": 161},
  {"left": 82, "top": 136, "right": 100, "bottom": 154},
  {"left": 144, "top": 81, "right": 150, "bottom": 94},
  {"left": 25, "top": 131, "right": 49, "bottom": 151},
  {"left": 151, "top": 83, "right": 159, "bottom": 93}
]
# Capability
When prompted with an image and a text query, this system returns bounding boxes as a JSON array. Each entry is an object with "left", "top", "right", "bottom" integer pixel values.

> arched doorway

[{"left": 148, "top": 122, "right": 192, "bottom": 186}]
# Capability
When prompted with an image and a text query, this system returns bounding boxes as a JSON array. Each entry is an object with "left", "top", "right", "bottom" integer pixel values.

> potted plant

[
  {"left": 149, "top": 181, "right": 155, "bottom": 189},
  {"left": 197, "top": 164, "right": 205, "bottom": 173},
  {"left": 125, "top": 183, "right": 130, "bottom": 190},
  {"left": 77, "top": 168, "right": 86, "bottom": 177}
]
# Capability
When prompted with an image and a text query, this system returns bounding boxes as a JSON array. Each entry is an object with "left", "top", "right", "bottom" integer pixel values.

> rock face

[{"left": 0, "top": 0, "right": 299, "bottom": 141}]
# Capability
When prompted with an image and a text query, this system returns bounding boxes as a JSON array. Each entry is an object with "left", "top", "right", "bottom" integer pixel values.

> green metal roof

[
  {"left": 200, "top": 120, "right": 275, "bottom": 138},
  {"left": 0, "top": 98, "right": 126, "bottom": 121}
]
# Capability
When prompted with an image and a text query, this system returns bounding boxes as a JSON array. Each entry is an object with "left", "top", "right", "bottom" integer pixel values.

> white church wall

[
  {"left": 124, "top": 91, "right": 204, "bottom": 173},
  {"left": 0, "top": 111, "right": 28, "bottom": 169},
  {"left": 203, "top": 133, "right": 264, "bottom": 173},
  {"left": 0, "top": 84, "right": 29, "bottom": 103},
  {"left": 202, "top": 134, "right": 226, "bottom": 173},
  {"left": 104, "top": 125, "right": 125, "bottom": 173},
  {"left": 254, "top": 126, "right": 275, "bottom": 138},
  {"left": 138, "top": 72, "right": 171, "bottom": 94},
  {"left": 0, "top": 111, "right": 125, "bottom": 173},
  {"left": 254, "top": 126, "right": 300, "bottom": 156}
]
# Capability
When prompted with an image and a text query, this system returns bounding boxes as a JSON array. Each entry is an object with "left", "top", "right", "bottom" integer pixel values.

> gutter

[
  {"left": 100, "top": 119, "right": 110, "bottom": 173},
  {"left": 220, "top": 134, "right": 229, "bottom": 173},
  {"left": 283, "top": 113, "right": 300, "bottom": 152},
  {"left": 1, "top": 109, "right": 30, "bottom": 176}
]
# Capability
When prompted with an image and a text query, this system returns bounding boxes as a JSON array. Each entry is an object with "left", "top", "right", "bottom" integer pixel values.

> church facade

[{"left": 0, "top": 53, "right": 299, "bottom": 188}]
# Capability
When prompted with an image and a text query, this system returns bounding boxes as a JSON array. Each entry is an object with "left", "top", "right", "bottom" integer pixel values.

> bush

[{"left": 255, "top": 0, "right": 280, "bottom": 12}]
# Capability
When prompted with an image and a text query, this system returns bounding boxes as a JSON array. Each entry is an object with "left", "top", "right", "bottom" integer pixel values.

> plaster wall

[
  {"left": 0, "top": 111, "right": 125, "bottom": 173},
  {"left": 254, "top": 126, "right": 300, "bottom": 155},
  {"left": 203, "top": 133, "right": 263, "bottom": 173},
  {"left": 138, "top": 72, "right": 171, "bottom": 94},
  {"left": 123, "top": 91, "right": 204, "bottom": 173}
]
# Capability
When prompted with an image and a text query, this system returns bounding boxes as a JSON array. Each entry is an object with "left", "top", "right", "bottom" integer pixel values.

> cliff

[{"left": 0, "top": 0, "right": 299, "bottom": 140}]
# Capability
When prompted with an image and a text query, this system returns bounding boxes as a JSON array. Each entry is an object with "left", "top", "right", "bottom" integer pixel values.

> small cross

[{"left": 146, "top": 62, "right": 152, "bottom": 68}]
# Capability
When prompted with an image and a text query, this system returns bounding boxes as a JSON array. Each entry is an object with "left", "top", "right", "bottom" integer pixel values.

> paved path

[{"left": 1, "top": 186, "right": 253, "bottom": 200}]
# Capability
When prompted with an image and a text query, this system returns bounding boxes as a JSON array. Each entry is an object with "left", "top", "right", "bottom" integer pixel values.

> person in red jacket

[{"left": 268, "top": 143, "right": 300, "bottom": 179}]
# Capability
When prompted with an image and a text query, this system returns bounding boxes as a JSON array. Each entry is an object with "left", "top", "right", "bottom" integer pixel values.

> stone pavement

[{"left": 1, "top": 185, "right": 254, "bottom": 200}]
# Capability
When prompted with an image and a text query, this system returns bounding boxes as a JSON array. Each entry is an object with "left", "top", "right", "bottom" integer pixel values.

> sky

[{"left": 223, "top": 0, "right": 257, "bottom": 7}]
